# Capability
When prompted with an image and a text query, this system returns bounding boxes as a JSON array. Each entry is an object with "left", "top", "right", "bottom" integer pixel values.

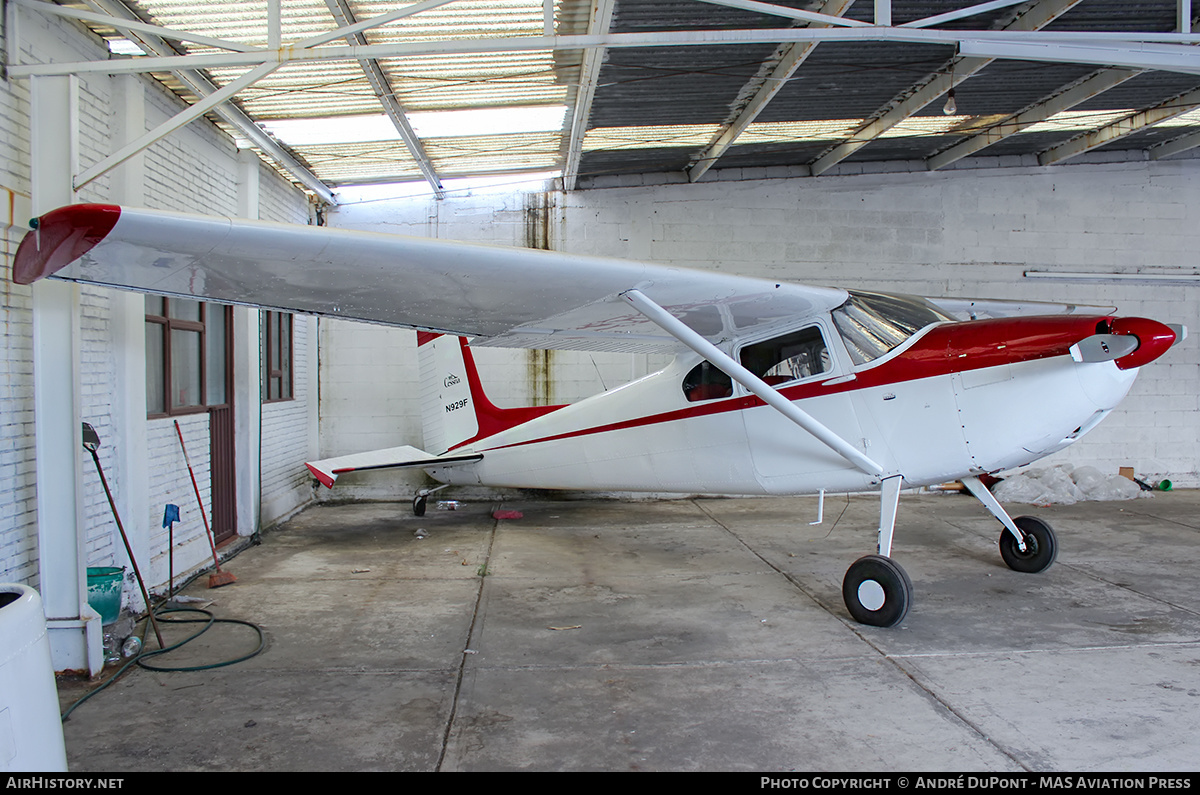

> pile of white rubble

[{"left": 989, "top": 464, "right": 1148, "bottom": 505}]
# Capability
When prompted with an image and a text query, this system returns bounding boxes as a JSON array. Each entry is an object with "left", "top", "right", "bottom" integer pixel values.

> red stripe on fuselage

[{"left": 465, "top": 315, "right": 1115, "bottom": 454}]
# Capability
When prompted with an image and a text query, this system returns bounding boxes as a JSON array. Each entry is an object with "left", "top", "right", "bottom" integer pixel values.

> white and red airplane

[{"left": 15, "top": 203, "right": 1185, "bottom": 627}]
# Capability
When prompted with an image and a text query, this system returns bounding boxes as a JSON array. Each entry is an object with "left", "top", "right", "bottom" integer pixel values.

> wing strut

[{"left": 620, "top": 289, "right": 887, "bottom": 480}]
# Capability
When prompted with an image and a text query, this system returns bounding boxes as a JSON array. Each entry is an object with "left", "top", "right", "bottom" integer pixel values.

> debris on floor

[
  {"left": 991, "top": 464, "right": 1148, "bottom": 505},
  {"left": 492, "top": 509, "right": 524, "bottom": 520}
]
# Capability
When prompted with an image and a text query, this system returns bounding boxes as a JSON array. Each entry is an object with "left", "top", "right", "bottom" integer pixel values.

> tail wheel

[
  {"left": 999, "top": 516, "right": 1057, "bottom": 573},
  {"left": 842, "top": 555, "right": 913, "bottom": 628},
  {"left": 412, "top": 495, "right": 427, "bottom": 517}
]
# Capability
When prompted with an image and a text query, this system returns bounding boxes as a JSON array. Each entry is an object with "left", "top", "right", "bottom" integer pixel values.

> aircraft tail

[{"left": 417, "top": 333, "right": 561, "bottom": 454}]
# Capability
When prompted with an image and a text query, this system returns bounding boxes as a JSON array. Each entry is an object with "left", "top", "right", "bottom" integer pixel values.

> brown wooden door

[{"left": 208, "top": 307, "right": 237, "bottom": 544}]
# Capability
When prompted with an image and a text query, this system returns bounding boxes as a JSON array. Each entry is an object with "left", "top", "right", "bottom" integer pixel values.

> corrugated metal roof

[{"left": 55, "top": 0, "right": 1200, "bottom": 197}]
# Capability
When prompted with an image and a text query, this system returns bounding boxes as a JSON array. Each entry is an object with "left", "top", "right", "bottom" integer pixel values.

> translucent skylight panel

[{"left": 260, "top": 105, "right": 567, "bottom": 145}]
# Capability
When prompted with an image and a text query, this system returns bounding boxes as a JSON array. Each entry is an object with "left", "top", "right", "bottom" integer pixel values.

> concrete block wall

[
  {"left": 323, "top": 158, "right": 1199, "bottom": 499},
  {"left": 261, "top": 315, "right": 319, "bottom": 523},
  {"left": 0, "top": 9, "right": 313, "bottom": 595},
  {"left": 315, "top": 319, "right": 426, "bottom": 500}
]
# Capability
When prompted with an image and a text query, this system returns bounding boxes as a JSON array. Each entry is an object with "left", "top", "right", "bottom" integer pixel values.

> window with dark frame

[
  {"left": 261, "top": 311, "right": 294, "bottom": 402},
  {"left": 145, "top": 297, "right": 230, "bottom": 417}
]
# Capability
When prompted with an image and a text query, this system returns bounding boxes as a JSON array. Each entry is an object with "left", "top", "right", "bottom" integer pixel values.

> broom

[
  {"left": 174, "top": 420, "right": 236, "bottom": 588},
  {"left": 82, "top": 423, "right": 166, "bottom": 649}
]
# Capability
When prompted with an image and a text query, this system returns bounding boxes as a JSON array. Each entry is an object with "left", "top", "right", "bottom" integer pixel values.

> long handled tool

[
  {"left": 162, "top": 504, "right": 180, "bottom": 598},
  {"left": 174, "top": 420, "right": 236, "bottom": 588},
  {"left": 82, "top": 422, "right": 165, "bottom": 649}
]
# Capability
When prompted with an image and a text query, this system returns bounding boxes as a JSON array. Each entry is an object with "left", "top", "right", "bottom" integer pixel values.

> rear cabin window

[{"left": 682, "top": 361, "right": 732, "bottom": 402}]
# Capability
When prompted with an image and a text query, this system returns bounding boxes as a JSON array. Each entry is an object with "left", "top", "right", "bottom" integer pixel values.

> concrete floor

[{"left": 56, "top": 490, "right": 1200, "bottom": 772}]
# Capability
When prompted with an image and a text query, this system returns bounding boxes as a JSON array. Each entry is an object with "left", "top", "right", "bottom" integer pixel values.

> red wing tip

[
  {"left": 305, "top": 462, "right": 336, "bottom": 489},
  {"left": 13, "top": 204, "right": 122, "bottom": 285}
]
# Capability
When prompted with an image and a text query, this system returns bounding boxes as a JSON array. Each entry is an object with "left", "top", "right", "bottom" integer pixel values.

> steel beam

[
  {"left": 563, "top": 0, "right": 616, "bottom": 191},
  {"left": 901, "top": 0, "right": 1028, "bottom": 29},
  {"left": 1150, "top": 127, "right": 1200, "bottom": 160},
  {"left": 809, "top": 0, "right": 1081, "bottom": 177},
  {"left": 74, "top": 0, "right": 336, "bottom": 203},
  {"left": 14, "top": 0, "right": 259, "bottom": 52},
  {"left": 267, "top": 0, "right": 281, "bottom": 50},
  {"left": 296, "top": 0, "right": 460, "bottom": 49},
  {"left": 926, "top": 67, "right": 1140, "bottom": 170},
  {"left": 323, "top": 0, "right": 443, "bottom": 198},
  {"left": 687, "top": 0, "right": 854, "bottom": 183},
  {"left": 1039, "top": 84, "right": 1200, "bottom": 165},
  {"left": 875, "top": 0, "right": 890, "bottom": 27},
  {"left": 692, "top": 0, "right": 868, "bottom": 27},
  {"left": 957, "top": 37, "right": 1200, "bottom": 74},
  {"left": 15, "top": 26, "right": 1200, "bottom": 78},
  {"left": 75, "top": 62, "right": 280, "bottom": 189}
]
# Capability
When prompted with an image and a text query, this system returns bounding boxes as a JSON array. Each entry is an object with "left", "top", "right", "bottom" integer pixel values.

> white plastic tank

[{"left": 0, "top": 583, "right": 68, "bottom": 772}]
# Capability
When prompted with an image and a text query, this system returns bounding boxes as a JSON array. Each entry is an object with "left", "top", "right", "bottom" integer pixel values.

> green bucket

[{"left": 86, "top": 567, "right": 123, "bottom": 624}]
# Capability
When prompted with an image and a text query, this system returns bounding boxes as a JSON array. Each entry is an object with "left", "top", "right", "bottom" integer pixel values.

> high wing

[{"left": 15, "top": 204, "right": 848, "bottom": 354}]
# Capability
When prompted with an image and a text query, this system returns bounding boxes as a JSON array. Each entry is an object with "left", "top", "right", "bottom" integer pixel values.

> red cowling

[
  {"left": 1109, "top": 317, "right": 1177, "bottom": 370},
  {"left": 12, "top": 204, "right": 122, "bottom": 285}
]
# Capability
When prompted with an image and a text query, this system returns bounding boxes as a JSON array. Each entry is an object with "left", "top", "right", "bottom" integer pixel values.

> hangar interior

[{"left": 1, "top": 0, "right": 1199, "bottom": 772}]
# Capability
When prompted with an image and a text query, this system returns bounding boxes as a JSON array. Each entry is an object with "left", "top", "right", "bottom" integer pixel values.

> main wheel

[
  {"left": 842, "top": 555, "right": 913, "bottom": 627},
  {"left": 412, "top": 495, "right": 427, "bottom": 517},
  {"left": 999, "top": 516, "right": 1057, "bottom": 573}
]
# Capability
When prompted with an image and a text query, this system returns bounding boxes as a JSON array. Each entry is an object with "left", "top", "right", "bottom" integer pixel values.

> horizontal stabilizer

[{"left": 306, "top": 445, "right": 482, "bottom": 489}]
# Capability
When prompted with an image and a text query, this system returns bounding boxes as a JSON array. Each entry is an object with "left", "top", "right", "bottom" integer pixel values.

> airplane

[{"left": 14, "top": 202, "right": 1185, "bottom": 627}]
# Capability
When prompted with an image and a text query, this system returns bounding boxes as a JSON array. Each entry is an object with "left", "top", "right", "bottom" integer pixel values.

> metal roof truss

[{"left": 8, "top": 0, "right": 1200, "bottom": 199}]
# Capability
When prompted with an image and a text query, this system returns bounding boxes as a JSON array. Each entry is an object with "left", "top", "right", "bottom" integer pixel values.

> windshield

[{"left": 832, "top": 292, "right": 951, "bottom": 365}]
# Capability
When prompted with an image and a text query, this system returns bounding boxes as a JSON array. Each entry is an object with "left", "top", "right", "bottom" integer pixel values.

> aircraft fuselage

[{"left": 426, "top": 313, "right": 1150, "bottom": 495}]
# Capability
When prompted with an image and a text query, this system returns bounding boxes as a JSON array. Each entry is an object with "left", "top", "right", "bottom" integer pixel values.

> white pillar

[
  {"left": 110, "top": 75, "right": 152, "bottom": 603},
  {"left": 235, "top": 149, "right": 262, "bottom": 536},
  {"left": 29, "top": 75, "right": 100, "bottom": 674}
]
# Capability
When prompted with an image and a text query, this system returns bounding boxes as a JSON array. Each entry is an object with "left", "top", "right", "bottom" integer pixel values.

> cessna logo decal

[{"left": 444, "top": 373, "right": 461, "bottom": 388}]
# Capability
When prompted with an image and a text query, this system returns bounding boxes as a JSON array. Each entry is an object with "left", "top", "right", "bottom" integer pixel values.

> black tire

[
  {"left": 412, "top": 495, "right": 427, "bottom": 517},
  {"left": 842, "top": 555, "right": 913, "bottom": 627},
  {"left": 999, "top": 516, "right": 1057, "bottom": 573}
]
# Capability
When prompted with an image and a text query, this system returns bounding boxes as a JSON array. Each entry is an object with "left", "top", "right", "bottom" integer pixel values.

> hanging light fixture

[
  {"left": 943, "top": 60, "right": 957, "bottom": 115},
  {"left": 943, "top": 88, "right": 957, "bottom": 115}
]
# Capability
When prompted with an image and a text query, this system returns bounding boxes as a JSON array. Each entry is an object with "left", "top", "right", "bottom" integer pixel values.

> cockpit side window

[
  {"left": 682, "top": 361, "right": 733, "bottom": 402},
  {"left": 832, "top": 292, "right": 950, "bottom": 365},
  {"left": 739, "top": 326, "right": 830, "bottom": 386}
]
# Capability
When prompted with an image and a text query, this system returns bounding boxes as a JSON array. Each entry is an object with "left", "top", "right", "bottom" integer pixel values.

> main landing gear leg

[
  {"left": 412, "top": 484, "right": 450, "bottom": 517},
  {"left": 961, "top": 476, "right": 1058, "bottom": 574},
  {"left": 843, "top": 476, "right": 912, "bottom": 627}
]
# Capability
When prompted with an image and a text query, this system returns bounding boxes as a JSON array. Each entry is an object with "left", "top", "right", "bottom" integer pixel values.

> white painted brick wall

[
  {"left": 0, "top": 12, "right": 311, "bottom": 595},
  {"left": 261, "top": 314, "right": 317, "bottom": 522},
  {"left": 145, "top": 414, "right": 214, "bottom": 590},
  {"left": 316, "top": 319, "right": 426, "bottom": 499},
  {"left": 325, "top": 159, "right": 1200, "bottom": 499}
]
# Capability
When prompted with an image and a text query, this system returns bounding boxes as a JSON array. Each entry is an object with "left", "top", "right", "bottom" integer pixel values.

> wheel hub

[{"left": 857, "top": 580, "right": 886, "bottom": 611}]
